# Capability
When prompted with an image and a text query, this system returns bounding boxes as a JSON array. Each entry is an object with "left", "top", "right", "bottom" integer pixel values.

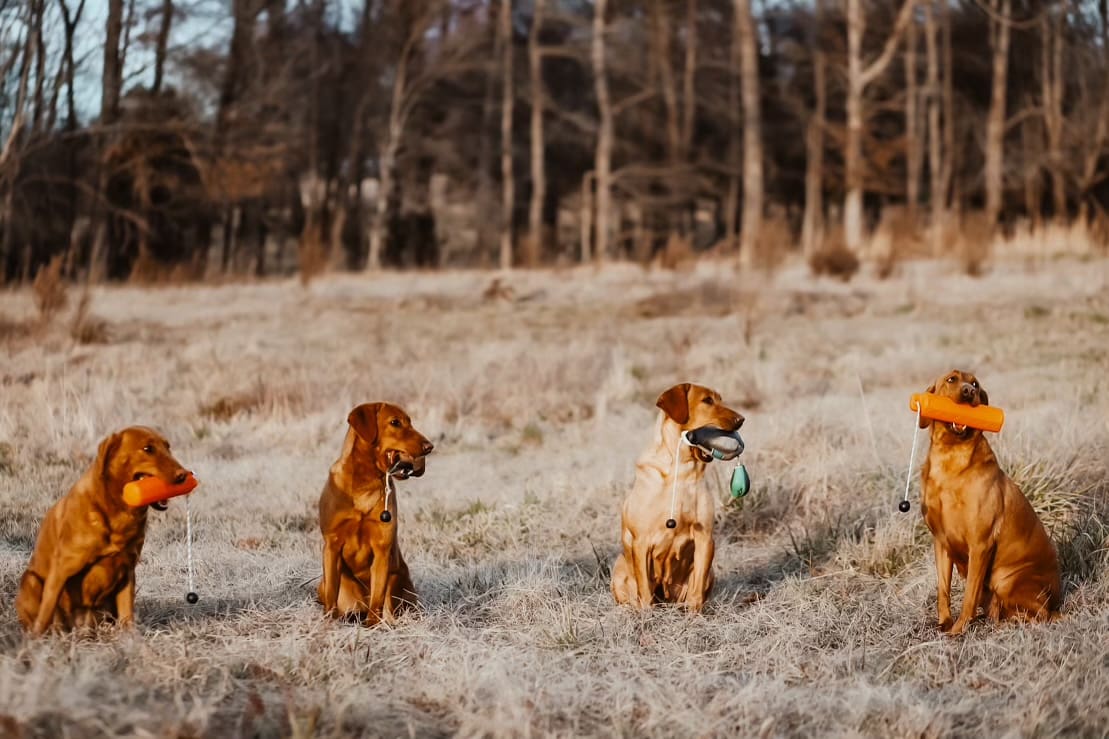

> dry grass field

[{"left": 1, "top": 256, "right": 1108, "bottom": 737}]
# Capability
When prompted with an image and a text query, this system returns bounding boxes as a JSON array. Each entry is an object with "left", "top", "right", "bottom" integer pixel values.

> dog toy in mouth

[
  {"left": 123, "top": 473, "right": 199, "bottom": 508},
  {"left": 909, "top": 393, "right": 1005, "bottom": 433},
  {"left": 685, "top": 426, "right": 745, "bottom": 460}
]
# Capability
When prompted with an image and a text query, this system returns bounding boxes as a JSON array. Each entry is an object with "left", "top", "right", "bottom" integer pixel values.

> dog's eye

[
  {"left": 142, "top": 445, "right": 154, "bottom": 453},
  {"left": 946, "top": 376, "right": 956, "bottom": 384},
  {"left": 971, "top": 380, "right": 979, "bottom": 388},
  {"left": 390, "top": 419, "right": 401, "bottom": 428},
  {"left": 702, "top": 397, "right": 714, "bottom": 405}
]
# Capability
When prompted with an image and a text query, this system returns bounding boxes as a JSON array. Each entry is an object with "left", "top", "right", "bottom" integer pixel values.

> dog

[
  {"left": 16, "top": 427, "right": 189, "bottom": 635},
  {"left": 318, "top": 402, "right": 434, "bottom": 625},
  {"left": 919, "top": 370, "right": 1062, "bottom": 635},
  {"left": 611, "top": 383, "right": 745, "bottom": 611}
]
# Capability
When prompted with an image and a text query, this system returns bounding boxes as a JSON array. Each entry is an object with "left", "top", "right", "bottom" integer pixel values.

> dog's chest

[{"left": 335, "top": 514, "right": 390, "bottom": 570}]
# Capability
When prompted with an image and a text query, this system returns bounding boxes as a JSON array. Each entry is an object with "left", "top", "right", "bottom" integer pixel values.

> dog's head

[
  {"left": 347, "top": 402, "right": 434, "bottom": 479},
  {"left": 920, "top": 369, "right": 990, "bottom": 438},
  {"left": 97, "top": 426, "right": 188, "bottom": 509},
  {"left": 656, "top": 383, "right": 745, "bottom": 462}
]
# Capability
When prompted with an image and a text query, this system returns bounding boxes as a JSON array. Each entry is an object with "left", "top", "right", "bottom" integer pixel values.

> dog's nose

[
  {"left": 730, "top": 414, "right": 745, "bottom": 431},
  {"left": 421, "top": 440, "right": 435, "bottom": 456},
  {"left": 960, "top": 385, "right": 975, "bottom": 401},
  {"left": 173, "top": 470, "right": 188, "bottom": 485}
]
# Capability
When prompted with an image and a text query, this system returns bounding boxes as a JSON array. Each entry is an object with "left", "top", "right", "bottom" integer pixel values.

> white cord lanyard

[
  {"left": 666, "top": 431, "right": 691, "bottom": 527},
  {"left": 899, "top": 405, "right": 923, "bottom": 512}
]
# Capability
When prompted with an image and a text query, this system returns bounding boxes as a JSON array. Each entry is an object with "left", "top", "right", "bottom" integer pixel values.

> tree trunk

[
  {"left": 89, "top": 0, "right": 125, "bottom": 281},
  {"left": 152, "top": 0, "right": 174, "bottom": 94},
  {"left": 30, "top": 0, "right": 46, "bottom": 134},
  {"left": 526, "top": 0, "right": 545, "bottom": 266},
  {"left": 925, "top": 0, "right": 946, "bottom": 256},
  {"left": 801, "top": 0, "right": 825, "bottom": 258},
  {"left": 58, "top": 0, "right": 87, "bottom": 131},
  {"left": 0, "top": 8, "right": 35, "bottom": 282},
  {"left": 984, "top": 0, "right": 1010, "bottom": 228},
  {"left": 101, "top": 0, "right": 124, "bottom": 125},
  {"left": 1042, "top": 9, "right": 1065, "bottom": 220},
  {"left": 844, "top": 0, "right": 915, "bottom": 254},
  {"left": 367, "top": 29, "right": 417, "bottom": 271},
  {"left": 941, "top": 0, "right": 955, "bottom": 219},
  {"left": 652, "top": 0, "right": 680, "bottom": 165},
  {"left": 499, "top": 0, "right": 515, "bottom": 270},
  {"left": 681, "top": 0, "right": 697, "bottom": 161},
  {"left": 1079, "top": 4, "right": 1109, "bottom": 220},
  {"left": 724, "top": 20, "right": 740, "bottom": 253},
  {"left": 591, "top": 0, "right": 612, "bottom": 263},
  {"left": 735, "top": 0, "right": 762, "bottom": 268},
  {"left": 844, "top": 0, "right": 865, "bottom": 254},
  {"left": 905, "top": 7, "right": 921, "bottom": 223}
]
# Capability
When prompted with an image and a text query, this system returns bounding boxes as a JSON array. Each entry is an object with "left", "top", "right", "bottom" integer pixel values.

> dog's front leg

[
  {"left": 933, "top": 540, "right": 954, "bottom": 631},
  {"left": 686, "top": 527, "right": 715, "bottom": 612},
  {"left": 949, "top": 544, "right": 994, "bottom": 636},
  {"left": 630, "top": 538, "right": 655, "bottom": 608},
  {"left": 363, "top": 545, "right": 392, "bottom": 626},
  {"left": 115, "top": 572, "right": 136, "bottom": 627},
  {"left": 320, "top": 539, "right": 342, "bottom": 616}
]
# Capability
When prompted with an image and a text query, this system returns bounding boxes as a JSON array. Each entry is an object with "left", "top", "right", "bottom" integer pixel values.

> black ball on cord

[
  {"left": 898, "top": 500, "right": 911, "bottom": 513},
  {"left": 380, "top": 510, "right": 392, "bottom": 523},
  {"left": 665, "top": 518, "right": 677, "bottom": 529},
  {"left": 186, "top": 591, "right": 199, "bottom": 604}
]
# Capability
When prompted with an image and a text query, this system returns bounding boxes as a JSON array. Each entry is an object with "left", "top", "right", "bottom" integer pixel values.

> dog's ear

[
  {"left": 347, "top": 403, "right": 383, "bottom": 445},
  {"left": 96, "top": 432, "right": 123, "bottom": 482},
  {"left": 918, "top": 382, "right": 936, "bottom": 429},
  {"left": 978, "top": 386, "right": 989, "bottom": 407},
  {"left": 656, "top": 383, "right": 691, "bottom": 425}
]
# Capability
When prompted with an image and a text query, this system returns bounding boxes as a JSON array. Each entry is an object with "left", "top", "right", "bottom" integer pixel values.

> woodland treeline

[{"left": 0, "top": 0, "right": 1107, "bottom": 282}]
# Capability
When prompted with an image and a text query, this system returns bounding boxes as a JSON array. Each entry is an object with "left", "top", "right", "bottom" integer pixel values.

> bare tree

[
  {"left": 924, "top": 0, "right": 946, "bottom": 254},
  {"left": 734, "top": 0, "right": 762, "bottom": 266},
  {"left": 905, "top": 5, "right": 921, "bottom": 223},
  {"left": 801, "top": 0, "right": 826, "bottom": 258},
  {"left": 1041, "top": 6, "right": 1065, "bottom": 219},
  {"left": 591, "top": 0, "right": 612, "bottom": 262},
  {"left": 1077, "top": 2, "right": 1109, "bottom": 222},
  {"left": 499, "top": 0, "right": 514, "bottom": 270},
  {"left": 983, "top": 0, "right": 1011, "bottom": 227},
  {"left": 844, "top": 0, "right": 915, "bottom": 254},
  {"left": 526, "top": 0, "right": 545, "bottom": 266},
  {"left": 367, "top": 6, "right": 431, "bottom": 271},
  {"left": 152, "top": 0, "right": 173, "bottom": 94},
  {"left": 56, "top": 0, "right": 86, "bottom": 130},
  {"left": 101, "top": 0, "right": 123, "bottom": 125}
]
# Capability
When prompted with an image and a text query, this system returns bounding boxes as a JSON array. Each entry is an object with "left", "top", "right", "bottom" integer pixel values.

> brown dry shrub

[
  {"left": 809, "top": 231, "right": 860, "bottom": 282},
  {"left": 958, "top": 211, "right": 994, "bottom": 277},
  {"left": 69, "top": 290, "right": 110, "bottom": 344},
  {"left": 298, "top": 219, "right": 327, "bottom": 286},
  {"left": 753, "top": 210, "right": 792, "bottom": 273},
  {"left": 872, "top": 206, "right": 923, "bottom": 279},
  {"left": 32, "top": 255, "right": 68, "bottom": 323},
  {"left": 654, "top": 233, "right": 695, "bottom": 271}
]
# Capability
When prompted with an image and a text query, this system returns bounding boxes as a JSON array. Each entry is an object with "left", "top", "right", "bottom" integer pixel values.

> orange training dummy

[
  {"left": 909, "top": 393, "right": 1004, "bottom": 433},
  {"left": 122, "top": 473, "right": 199, "bottom": 508}
]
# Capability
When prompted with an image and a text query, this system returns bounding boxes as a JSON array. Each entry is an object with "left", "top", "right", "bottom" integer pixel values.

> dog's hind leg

[{"left": 15, "top": 571, "right": 43, "bottom": 630}]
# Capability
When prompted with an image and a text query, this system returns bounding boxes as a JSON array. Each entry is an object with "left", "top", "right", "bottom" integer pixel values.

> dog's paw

[
  {"left": 946, "top": 618, "right": 969, "bottom": 636},
  {"left": 937, "top": 618, "right": 954, "bottom": 633}
]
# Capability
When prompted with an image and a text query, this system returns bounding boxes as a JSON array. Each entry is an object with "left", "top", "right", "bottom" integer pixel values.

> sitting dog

[
  {"left": 318, "top": 402, "right": 434, "bottom": 625},
  {"left": 919, "top": 370, "right": 1062, "bottom": 635},
  {"left": 16, "top": 427, "right": 190, "bottom": 635},
  {"left": 611, "top": 383, "right": 745, "bottom": 611}
]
